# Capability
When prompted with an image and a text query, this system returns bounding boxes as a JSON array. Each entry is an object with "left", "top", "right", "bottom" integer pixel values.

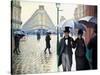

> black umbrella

[
  {"left": 78, "top": 20, "right": 88, "bottom": 25},
  {"left": 78, "top": 20, "right": 96, "bottom": 28},
  {"left": 79, "top": 16, "right": 97, "bottom": 24},
  {"left": 74, "top": 20, "right": 86, "bottom": 31},
  {"left": 89, "top": 16, "right": 97, "bottom": 24}
]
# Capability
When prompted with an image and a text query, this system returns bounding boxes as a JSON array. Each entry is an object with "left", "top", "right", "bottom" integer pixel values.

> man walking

[
  {"left": 13, "top": 33, "right": 25, "bottom": 55},
  {"left": 58, "top": 27, "right": 74, "bottom": 71},
  {"left": 44, "top": 32, "right": 51, "bottom": 54}
]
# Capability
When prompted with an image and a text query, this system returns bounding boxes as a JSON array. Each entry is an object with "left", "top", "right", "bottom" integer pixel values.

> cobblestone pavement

[
  {"left": 12, "top": 35, "right": 76, "bottom": 75},
  {"left": 12, "top": 35, "right": 58, "bottom": 74}
]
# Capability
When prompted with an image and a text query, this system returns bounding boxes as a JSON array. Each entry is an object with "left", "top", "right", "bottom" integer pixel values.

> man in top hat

[{"left": 58, "top": 27, "right": 74, "bottom": 71}]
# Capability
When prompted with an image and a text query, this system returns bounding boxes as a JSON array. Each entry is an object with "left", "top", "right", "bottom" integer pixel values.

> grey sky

[{"left": 20, "top": 1, "right": 77, "bottom": 26}]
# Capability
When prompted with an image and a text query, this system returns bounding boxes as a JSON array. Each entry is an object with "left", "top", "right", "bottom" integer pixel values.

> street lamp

[
  {"left": 56, "top": 3, "right": 61, "bottom": 57},
  {"left": 56, "top": 3, "right": 60, "bottom": 25},
  {"left": 56, "top": 3, "right": 62, "bottom": 71}
]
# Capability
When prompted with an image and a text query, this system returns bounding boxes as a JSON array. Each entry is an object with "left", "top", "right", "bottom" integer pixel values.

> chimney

[{"left": 39, "top": 5, "right": 44, "bottom": 10}]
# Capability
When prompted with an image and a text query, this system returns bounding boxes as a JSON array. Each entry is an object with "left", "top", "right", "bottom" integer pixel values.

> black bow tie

[{"left": 64, "top": 37, "right": 68, "bottom": 40}]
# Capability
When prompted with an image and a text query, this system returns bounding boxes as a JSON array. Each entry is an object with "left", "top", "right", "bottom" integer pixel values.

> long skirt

[{"left": 75, "top": 55, "right": 90, "bottom": 70}]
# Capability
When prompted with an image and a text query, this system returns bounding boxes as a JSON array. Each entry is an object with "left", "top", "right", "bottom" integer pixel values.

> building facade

[
  {"left": 11, "top": 0, "right": 22, "bottom": 30},
  {"left": 74, "top": 5, "right": 97, "bottom": 20},
  {"left": 11, "top": 0, "right": 22, "bottom": 52},
  {"left": 22, "top": 5, "right": 56, "bottom": 33},
  {"left": 74, "top": 5, "right": 97, "bottom": 44}
]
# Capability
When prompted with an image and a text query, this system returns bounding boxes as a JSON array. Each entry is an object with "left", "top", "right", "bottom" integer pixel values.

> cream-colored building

[
  {"left": 11, "top": 0, "right": 22, "bottom": 52},
  {"left": 11, "top": 0, "right": 22, "bottom": 30}
]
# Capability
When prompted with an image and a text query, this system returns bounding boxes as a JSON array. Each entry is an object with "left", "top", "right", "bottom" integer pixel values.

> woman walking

[{"left": 74, "top": 29, "right": 90, "bottom": 70}]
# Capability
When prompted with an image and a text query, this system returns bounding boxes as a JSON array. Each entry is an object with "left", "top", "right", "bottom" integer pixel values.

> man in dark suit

[
  {"left": 58, "top": 27, "right": 74, "bottom": 71},
  {"left": 13, "top": 33, "right": 25, "bottom": 55},
  {"left": 44, "top": 32, "right": 51, "bottom": 54}
]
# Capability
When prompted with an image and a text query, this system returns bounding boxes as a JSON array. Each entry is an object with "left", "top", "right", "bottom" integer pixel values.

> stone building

[
  {"left": 11, "top": 0, "right": 22, "bottom": 30},
  {"left": 11, "top": 0, "right": 22, "bottom": 53}
]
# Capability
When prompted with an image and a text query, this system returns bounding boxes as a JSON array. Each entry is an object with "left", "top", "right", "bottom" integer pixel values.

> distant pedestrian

[
  {"left": 74, "top": 29, "right": 90, "bottom": 70},
  {"left": 44, "top": 32, "right": 51, "bottom": 54},
  {"left": 37, "top": 32, "right": 41, "bottom": 40},
  {"left": 13, "top": 33, "right": 24, "bottom": 55}
]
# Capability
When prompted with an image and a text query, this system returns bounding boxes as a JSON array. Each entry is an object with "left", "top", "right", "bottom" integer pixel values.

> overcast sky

[{"left": 20, "top": 1, "right": 77, "bottom": 26}]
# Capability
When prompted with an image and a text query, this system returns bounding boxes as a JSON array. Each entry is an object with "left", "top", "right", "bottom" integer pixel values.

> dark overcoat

[
  {"left": 45, "top": 35, "right": 51, "bottom": 48},
  {"left": 58, "top": 36, "right": 74, "bottom": 67},
  {"left": 14, "top": 34, "right": 24, "bottom": 47}
]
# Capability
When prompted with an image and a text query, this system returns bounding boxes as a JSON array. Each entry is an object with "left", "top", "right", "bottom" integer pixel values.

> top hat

[
  {"left": 78, "top": 29, "right": 83, "bottom": 35},
  {"left": 63, "top": 27, "right": 70, "bottom": 33}
]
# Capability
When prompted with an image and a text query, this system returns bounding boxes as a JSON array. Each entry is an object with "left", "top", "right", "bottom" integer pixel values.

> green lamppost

[{"left": 56, "top": 3, "right": 61, "bottom": 56}]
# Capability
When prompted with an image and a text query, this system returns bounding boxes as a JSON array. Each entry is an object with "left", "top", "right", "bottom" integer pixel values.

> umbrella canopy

[
  {"left": 78, "top": 20, "right": 87, "bottom": 25},
  {"left": 13, "top": 29, "right": 27, "bottom": 37},
  {"left": 79, "top": 16, "right": 97, "bottom": 24},
  {"left": 74, "top": 20, "right": 86, "bottom": 31},
  {"left": 58, "top": 20, "right": 74, "bottom": 28},
  {"left": 47, "top": 29, "right": 56, "bottom": 33},
  {"left": 58, "top": 20, "right": 86, "bottom": 31},
  {"left": 79, "top": 16, "right": 97, "bottom": 25},
  {"left": 78, "top": 20, "right": 96, "bottom": 28},
  {"left": 14, "top": 30, "right": 25, "bottom": 35},
  {"left": 79, "top": 16, "right": 93, "bottom": 21},
  {"left": 89, "top": 16, "right": 97, "bottom": 24}
]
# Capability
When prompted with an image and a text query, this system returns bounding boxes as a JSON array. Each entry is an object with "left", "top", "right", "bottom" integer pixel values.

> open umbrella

[
  {"left": 78, "top": 20, "right": 96, "bottom": 28},
  {"left": 89, "top": 16, "right": 97, "bottom": 24},
  {"left": 14, "top": 29, "right": 26, "bottom": 38},
  {"left": 14, "top": 30, "right": 25, "bottom": 35},
  {"left": 47, "top": 29, "right": 56, "bottom": 34},
  {"left": 74, "top": 21, "right": 86, "bottom": 31},
  {"left": 58, "top": 20, "right": 74, "bottom": 28},
  {"left": 79, "top": 16, "right": 97, "bottom": 24},
  {"left": 58, "top": 20, "right": 86, "bottom": 31},
  {"left": 79, "top": 16, "right": 97, "bottom": 28},
  {"left": 78, "top": 20, "right": 87, "bottom": 25}
]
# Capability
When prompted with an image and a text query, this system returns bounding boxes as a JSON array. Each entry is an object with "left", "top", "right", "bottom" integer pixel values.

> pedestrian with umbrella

[
  {"left": 58, "top": 20, "right": 86, "bottom": 37},
  {"left": 13, "top": 30, "right": 25, "bottom": 55},
  {"left": 79, "top": 19, "right": 97, "bottom": 69},
  {"left": 44, "top": 32, "right": 52, "bottom": 54}
]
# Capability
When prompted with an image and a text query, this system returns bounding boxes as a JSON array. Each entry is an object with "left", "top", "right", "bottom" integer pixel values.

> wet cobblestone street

[{"left": 12, "top": 35, "right": 58, "bottom": 74}]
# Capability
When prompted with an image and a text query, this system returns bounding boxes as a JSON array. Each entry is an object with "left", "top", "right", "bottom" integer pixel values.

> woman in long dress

[{"left": 74, "top": 29, "right": 90, "bottom": 70}]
